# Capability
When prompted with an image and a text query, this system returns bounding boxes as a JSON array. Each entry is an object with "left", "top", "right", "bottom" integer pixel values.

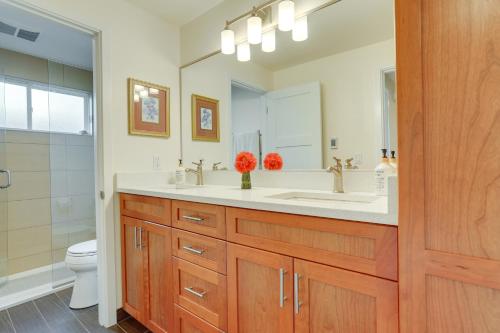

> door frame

[{"left": 2, "top": 0, "right": 116, "bottom": 327}]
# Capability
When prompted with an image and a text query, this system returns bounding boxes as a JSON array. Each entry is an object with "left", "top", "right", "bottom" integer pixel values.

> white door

[{"left": 265, "top": 82, "right": 322, "bottom": 169}]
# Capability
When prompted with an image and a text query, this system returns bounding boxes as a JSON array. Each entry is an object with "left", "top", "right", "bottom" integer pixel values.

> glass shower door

[{"left": 0, "top": 63, "right": 9, "bottom": 287}]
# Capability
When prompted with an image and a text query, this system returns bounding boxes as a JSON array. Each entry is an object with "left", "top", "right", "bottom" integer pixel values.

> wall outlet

[
  {"left": 153, "top": 155, "right": 161, "bottom": 170},
  {"left": 354, "top": 153, "right": 363, "bottom": 165}
]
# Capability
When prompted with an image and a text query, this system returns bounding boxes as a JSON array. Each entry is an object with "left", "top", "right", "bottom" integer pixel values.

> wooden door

[
  {"left": 142, "top": 221, "right": 174, "bottom": 333},
  {"left": 294, "top": 259, "right": 398, "bottom": 333},
  {"left": 227, "top": 243, "right": 293, "bottom": 333},
  {"left": 121, "top": 216, "right": 145, "bottom": 321},
  {"left": 397, "top": 0, "right": 500, "bottom": 332}
]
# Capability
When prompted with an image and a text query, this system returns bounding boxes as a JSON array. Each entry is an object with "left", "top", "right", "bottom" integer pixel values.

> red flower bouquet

[
  {"left": 234, "top": 151, "right": 257, "bottom": 189},
  {"left": 264, "top": 153, "right": 283, "bottom": 171}
]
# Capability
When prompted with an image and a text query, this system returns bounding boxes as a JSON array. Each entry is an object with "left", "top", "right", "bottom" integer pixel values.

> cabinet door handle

[
  {"left": 294, "top": 273, "right": 302, "bottom": 314},
  {"left": 139, "top": 227, "right": 144, "bottom": 250},
  {"left": 182, "top": 215, "right": 205, "bottom": 223},
  {"left": 184, "top": 287, "right": 206, "bottom": 298},
  {"left": 134, "top": 227, "right": 138, "bottom": 249},
  {"left": 279, "top": 268, "right": 287, "bottom": 308},
  {"left": 182, "top": 245, "right": 205, "bottom": 255}
]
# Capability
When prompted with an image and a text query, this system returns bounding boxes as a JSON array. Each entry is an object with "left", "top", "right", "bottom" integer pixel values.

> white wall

[
  {"left": 181, "top": 53, "right": 272, "bottom": 168},
  {"left": 10, "top": 0, "right": 181, "bottom": 322},
  {"left": 273, "top": 39, "right": 395, "bottom": 169}
]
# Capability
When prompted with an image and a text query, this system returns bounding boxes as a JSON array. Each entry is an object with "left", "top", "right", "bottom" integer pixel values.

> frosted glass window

[
  {"left": 47, "top": 91, "right": 85, "bottom": 134},
  {"left": 4, "top": 83, "right": 28, "bottom": 129},
  {"left": 32, "top": 88, "right": 50, "bottom": 131}
]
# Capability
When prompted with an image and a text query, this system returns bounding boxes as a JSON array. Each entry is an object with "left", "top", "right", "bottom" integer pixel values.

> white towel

[{"left": 232, "top": 131, "right": 260, "bottom": 164}]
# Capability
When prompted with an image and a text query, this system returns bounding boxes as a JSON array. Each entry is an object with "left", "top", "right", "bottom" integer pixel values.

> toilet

[{"left": 65, "top": 239, "right": 98, "bottom": 309}]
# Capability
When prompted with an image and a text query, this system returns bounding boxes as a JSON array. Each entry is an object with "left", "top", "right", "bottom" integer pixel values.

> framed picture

[
  {"left": 128, "top": 78, "right": 170, "bottom": 137},
  {"left": 191, "top": 94, "right": 220, "bottom": 142}
]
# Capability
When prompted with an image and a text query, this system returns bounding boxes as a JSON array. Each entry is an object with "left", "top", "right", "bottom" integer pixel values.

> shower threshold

[{"left": 0, "top": 262, "right": 75, "bottom": 311}]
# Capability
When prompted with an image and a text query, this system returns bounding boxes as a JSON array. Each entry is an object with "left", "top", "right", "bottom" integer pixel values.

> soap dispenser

[
  {"left": 176, "top": 159, "right": 186, "bottom": 185},
  {"left": 375, "top": 149, "right": 394, "bottom": 196}
]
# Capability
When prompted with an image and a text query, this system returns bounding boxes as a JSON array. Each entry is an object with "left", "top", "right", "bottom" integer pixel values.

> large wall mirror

[{"left": 180, "top": 0, "right": 396, "bottom": 171}]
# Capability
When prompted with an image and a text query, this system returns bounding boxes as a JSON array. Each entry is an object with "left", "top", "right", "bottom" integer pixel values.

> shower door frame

[{"left": 2, "top": 0, "right": 116, "bottom": 327}]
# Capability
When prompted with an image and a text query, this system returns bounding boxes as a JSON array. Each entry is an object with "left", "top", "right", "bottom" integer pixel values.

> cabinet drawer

[
  {"left": 173, "top": 257, "right": 227, "bottom": 330},
  {"left": 227, "top": 207, "right": 398, "bottom": 280},
  {"left": 120, "top": 193, "right": 171, "bottom": 226},
  {"left": 172, "top": 229, "right": 227, "bottom": 274},
  {"left": 172, "top": 201, "right": 226, "bottom": 239},
  {"left": 174, "top": 305, "right": 224, "bottom": 333}
]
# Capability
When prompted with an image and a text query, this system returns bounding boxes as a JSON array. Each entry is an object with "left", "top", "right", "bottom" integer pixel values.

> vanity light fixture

[
  {"left": 262, "top": 29, "right": 276, "bottom": 52},
  {"left": 247, "top": 13, "right": 262, "bottom": 45},
  {"left": 221, "top": 26, "right": 235, "bottom": 55},
  {"left": 292, "top": 16, "right": 308, "bottom": 42},
  {"left": 278, "top": 0, "right": 295, "bottom": 32},
  {"left": 237, "top": 42, "right": 251, "bottom": 62}
]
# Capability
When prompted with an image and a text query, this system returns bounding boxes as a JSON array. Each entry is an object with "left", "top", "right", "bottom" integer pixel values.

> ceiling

[
  {"left": 126, "top": 0, "right": 224, "bottom": 26},
  {"left": 0, "top": 2, "right": 93, "bottom": 70},
  {"left": 252, "top": 0, "right": 395, "bottom": 70}
]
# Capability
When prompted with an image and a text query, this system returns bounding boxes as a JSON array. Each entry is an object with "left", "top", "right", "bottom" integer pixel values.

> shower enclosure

[{"left": 0, "top": 43, "right": 95, "bottom": 309}]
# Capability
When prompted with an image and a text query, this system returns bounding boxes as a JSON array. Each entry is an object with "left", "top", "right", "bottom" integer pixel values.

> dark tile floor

[{"left": 0, "top": 288, "right": 149, "bottom": 333}]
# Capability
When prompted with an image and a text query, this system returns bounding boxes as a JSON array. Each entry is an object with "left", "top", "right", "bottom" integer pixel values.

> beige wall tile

[
  {"left": 0, "top": 202, "right": 7, "bottom": 232},
  {"left": 52, "top": 248, "right": 68, "bottom": 263},
  {"left": 8, "top": 225, "right": 51, "bottom": 259},
  {"left": 68, "top": 226, "right": 96, "bottom": 246},
  {"left": 5, "top": 130, "right": 50, "bottom": 144},
  {"left": 7, "top": 198, "right": 51, "bottom": 230},
  {"left": 6, "top": 143, "right": 50, "bottom": 171},
  {"left": 0, "top": 231, "right": 7, "bottom": 258},
  {"left": 8, "top": 251, "right": 52, "bottom": 274},
  {"left": 7, "top": 171, "right": 50, "bottom": 201}
]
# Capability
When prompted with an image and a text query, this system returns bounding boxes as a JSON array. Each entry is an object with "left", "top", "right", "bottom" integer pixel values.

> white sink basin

[
  {"left": 266, "top": 191, "right": 378, "bottom": 203},
  {"left": 146, "top": 184, "right": 201, "bottom": 190}
]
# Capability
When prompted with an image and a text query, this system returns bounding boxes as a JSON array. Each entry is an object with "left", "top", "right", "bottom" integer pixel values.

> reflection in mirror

[{"left": 181, "top": 0, "right": 395, "bottom": 171}]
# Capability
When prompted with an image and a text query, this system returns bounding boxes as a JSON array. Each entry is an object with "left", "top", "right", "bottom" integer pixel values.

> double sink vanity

[{"left": 117, "top": 173, "right": 398, "bottom": 333}]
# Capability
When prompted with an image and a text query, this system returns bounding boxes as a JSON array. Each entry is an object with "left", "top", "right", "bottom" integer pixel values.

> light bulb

[
  {"left": 278, "top": 0, "right": 295, "bottom": 32},
  {"left": 262, "top": 29, "right": 276, "bottom": 52},
  {"left": 292, "top": 16, "right": 308, "bottom": 42},
  {"left": 237, "top": 43, "right": 251, "bottom": 62},
  {"left": 139, "top": 89, "right": 148, "bottom": 98},
  {"left": 221, "top": 28, "right": 235, "bottom": 55},
  {"left": 247, "top": 16, "right": 262, "bottom": 45}
]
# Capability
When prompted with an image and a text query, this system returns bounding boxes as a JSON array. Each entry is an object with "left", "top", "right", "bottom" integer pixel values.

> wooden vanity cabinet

[{"left": 120, "top": 194, "right": 174, "bottom": 333}]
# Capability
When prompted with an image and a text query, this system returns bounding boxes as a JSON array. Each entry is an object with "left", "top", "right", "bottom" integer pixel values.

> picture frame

[
  {"left": 191, "top": 94, "right": 220, "bottom": 142},
  {"left": 128, "top": 78, "right": 170, "bottom": 138}
]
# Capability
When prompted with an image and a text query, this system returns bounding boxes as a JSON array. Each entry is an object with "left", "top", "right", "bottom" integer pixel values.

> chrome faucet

[
  {"left": 212, "top": 162, "right": 228, "bottom": 171},
  {"left": 186, "top": 159, "right": 204, "bottom": 185},
  {"left": 327, "top": 157, "right": 344, "bottom": 193}
]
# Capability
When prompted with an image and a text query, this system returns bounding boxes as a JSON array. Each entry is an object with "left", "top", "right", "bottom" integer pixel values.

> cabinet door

[
  {"left": 121, "top": 216, "right": 145, "bottom": 321},
  {"left": 142, "top": 221, "right": 174, "bottom": 333},
  {"left": 294, "top": 259, "right": 398, "bottom": 333},
  {"left": 227, "top": 243, "right": 293, "bottom": 333}
]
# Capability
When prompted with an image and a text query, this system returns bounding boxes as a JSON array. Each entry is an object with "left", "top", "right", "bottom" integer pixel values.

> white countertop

[{"left": 117, "top": 184, "right": 397, "bottom": 226}]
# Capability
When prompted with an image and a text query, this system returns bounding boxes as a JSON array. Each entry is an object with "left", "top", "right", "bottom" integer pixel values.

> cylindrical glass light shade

[
  {"left": 247, "top": 16, "right": 262, "bottom": 45},
  {"left": 221, "top": 29, "right": 235, "bottom": 54},
  {"left": 278, "top": 0, "right": 295, "bottom": 32},
  {"left": 292, "top": 16, "right": 308, "bottom": 42},
  {"left": 262, "top": 29, "right": 276, "bottom": 52},
  {"left": 237, "top": 42, "right": 251, "bottom": 62}
]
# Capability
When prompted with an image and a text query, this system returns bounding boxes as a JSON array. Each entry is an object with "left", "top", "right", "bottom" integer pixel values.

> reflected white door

[{"left": 265, "top": 82, "right": 322, "bottom": 169}]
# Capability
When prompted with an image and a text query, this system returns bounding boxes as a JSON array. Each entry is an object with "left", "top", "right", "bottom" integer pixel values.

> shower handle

[{"left": 0, "top": 170, "right": 11, "bottom": 189}]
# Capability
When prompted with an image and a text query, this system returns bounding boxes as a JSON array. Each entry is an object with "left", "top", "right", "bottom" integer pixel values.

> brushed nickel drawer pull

[
  {"left": 183, "top": 245, "right": 205, "bottom": 255},
  {"left": 294, "top": 273, "right": 302, "bottom": 314},
  {"left": 184, "top": 287, "right": 207, "bottom": 298},
  {"left": 182, "top": 215, "right": 205, "bottom": 223},
  {"left": 279, "top": 268, "right": 288, "bottom": 308}
]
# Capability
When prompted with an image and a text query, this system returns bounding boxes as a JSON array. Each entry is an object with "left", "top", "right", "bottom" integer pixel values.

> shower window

[{"left": 0, "top": 77, "right": 92, "bottom": 134}]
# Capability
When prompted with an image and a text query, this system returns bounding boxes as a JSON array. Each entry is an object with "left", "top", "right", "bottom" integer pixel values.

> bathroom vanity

[{"left": 118, "top": 183, "right": 399, "bottom": 333}]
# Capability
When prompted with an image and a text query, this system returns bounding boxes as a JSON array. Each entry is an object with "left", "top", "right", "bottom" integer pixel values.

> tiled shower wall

[{"left": 2, "top": 130, "right": 95, "bottom": 275}]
